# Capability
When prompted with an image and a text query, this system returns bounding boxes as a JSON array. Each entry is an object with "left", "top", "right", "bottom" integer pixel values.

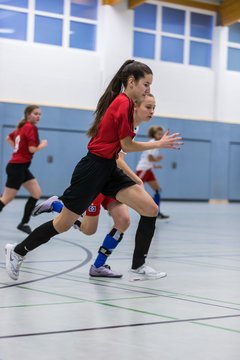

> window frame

[
  {"left": 133, "top": 1, "right": 215, "bottom": 69},
  {"left": 0, "top": 0, "right": 99, "bottom": 52}
]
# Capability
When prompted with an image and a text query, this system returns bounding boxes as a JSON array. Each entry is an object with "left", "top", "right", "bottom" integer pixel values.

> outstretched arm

[{"left": 120, "top": 131, "right": 182, "bottom": 153}]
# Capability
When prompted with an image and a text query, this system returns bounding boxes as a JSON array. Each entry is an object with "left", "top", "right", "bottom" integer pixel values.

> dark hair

[
  {"left": 17, "top": 105, "right": 40, "bottom": 129},
  {"left": 87, "top": 60, "right": 152, "bottom": 137},
  {"left": 148, "top": 125, "right": 164, "bottom": 139}
]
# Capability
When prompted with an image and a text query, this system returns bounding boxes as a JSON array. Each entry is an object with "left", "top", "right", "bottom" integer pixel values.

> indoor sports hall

[{"left": 0, "top": 1, "right": 239, "bottom": 360}]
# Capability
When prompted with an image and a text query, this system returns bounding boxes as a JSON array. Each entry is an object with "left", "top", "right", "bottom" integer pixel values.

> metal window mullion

[{"left": 63, "top": 0, "right": 70, "bottom": 48}]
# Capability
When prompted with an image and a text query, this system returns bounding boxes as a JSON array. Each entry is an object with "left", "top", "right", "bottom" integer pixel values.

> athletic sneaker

[
  {"left": 157, "top": 212, "right": 170, "bottom": 219},
  {"left": 89, "top": 264, "right": 123, "bottom": 278},
  {"left": 32, "top": 195, "right": 59, "bottom": 216},
  {"left": 129, "top": 264, "right": 167, "bottom": 281},
  {"left": 17, "top": 223, "right": 32, "bottom": 234},
  {"left": 5, "top": 243, "right": 24, "bottom": 280}
]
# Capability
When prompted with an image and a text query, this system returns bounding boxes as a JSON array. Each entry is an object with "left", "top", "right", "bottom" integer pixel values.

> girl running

[
  {"left": 5, "top": 60, "right": 182, "bottom": 281},
  {"left": 0, "top": 105, "right": 48, "bottom": 234}
]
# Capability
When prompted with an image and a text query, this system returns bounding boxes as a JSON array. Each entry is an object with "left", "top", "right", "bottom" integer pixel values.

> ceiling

[{"left": 102, "top": 0, "right": 240, "bottom": 26}]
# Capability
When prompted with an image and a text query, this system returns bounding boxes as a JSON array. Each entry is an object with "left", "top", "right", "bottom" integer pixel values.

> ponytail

[
  {"left": 17, "top": 105, "right": 39, "bottom": 129},
  {"left": 87, "top": 60, "right": 152, "bottom": 137}
]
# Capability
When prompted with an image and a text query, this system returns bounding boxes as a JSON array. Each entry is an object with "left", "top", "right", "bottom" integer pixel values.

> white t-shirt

[{"left": 136, "top": 139, "right": 160, "bottom": 171}]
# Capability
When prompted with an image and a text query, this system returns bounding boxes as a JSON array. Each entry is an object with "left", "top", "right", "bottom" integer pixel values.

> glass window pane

[
  {"left": 35, "top": 0, "right": 64, "bottom": 14},
  {"left": 228, "top": 23, "right": 240, "bottom": 44},
  {"left": 228, "top": 47, "right": 240, "bottom": 72},
  {"left": 190, "top": 13, "right": 213, "bottom": 40},
  {"left": 161, "top": 36, "right": 184, "bottom": 63},
  {"left": 0, "top": 0, "right": 28, "bottom": 7},
  {"left": 0, "top": 9, "right": 27, "bottom": 40},
  {"left": 190, "top": 41, "right": 211, "bottom": 67},
  {"left": 133, "top": 31, "right": 155, "bottom": 59},
  {"left": 34, "top": 15, "right": 62, "bottom": 45},
  {"left": 134, "top": 3, "right": 157, "bottom": 30},
  {"left": 71, "top": 0, "right": 98, "bottom": 20},
  {"left": 162, "top": 7, "right": 185, "bottom": 35},
  {"left": 70, "top": 21, "right": 96, "bottom": 50}
]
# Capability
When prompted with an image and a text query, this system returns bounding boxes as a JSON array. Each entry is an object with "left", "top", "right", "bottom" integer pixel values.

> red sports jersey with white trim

[
  {"left": 88, "top": 93, "right": 135, "bottom": 159},
  {"left": 8, "top": 122, "right": 39, "bottom": 163}
]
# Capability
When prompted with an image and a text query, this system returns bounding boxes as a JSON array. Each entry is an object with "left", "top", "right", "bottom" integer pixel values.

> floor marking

[{"left": 0, "top": 313, "right": 239, "bottom": 339}]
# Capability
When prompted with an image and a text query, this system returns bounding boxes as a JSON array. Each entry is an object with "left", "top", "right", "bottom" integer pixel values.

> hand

[
  {"left": 156, "top": 155, "right": 164, "bottom": 161},
  {"left": 153, "top": 165, "right": 162, "bottom": 169},
  {"left": 40, "top": 139, "right": 48, "bottom": 148},
  {"left": 156, "top": 130, "right": 183, "bottom": 149}
]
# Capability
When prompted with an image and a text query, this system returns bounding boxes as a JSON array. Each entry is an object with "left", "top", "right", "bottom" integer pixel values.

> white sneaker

[
  {"left": 5, "top": 244, "right": 24, "bottom": 280},
  {"left": 129, "top": 264, "right": 167, "bottom": 281},
  {"left": 32, "top": 195, "right": 60, "bottom": 216}
]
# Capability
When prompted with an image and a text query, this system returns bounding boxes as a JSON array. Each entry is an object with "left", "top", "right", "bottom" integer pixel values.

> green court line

[
  {"left": 2, "top": 284, "right": 240, "bottom": 334},
  {"left": 4, "top": 264, "right": 240, "bottom": 308},
  {"left": 0, "top": 300, "right": 84, "bottom": 309}
]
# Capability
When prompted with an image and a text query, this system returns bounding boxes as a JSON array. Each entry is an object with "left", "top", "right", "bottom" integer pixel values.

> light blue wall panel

[
  {"left": 1, "top": 102, "right": 240, "bottom": 201},
  {"left": 228, "top": 143, "right": 240, "bottom": 200}
]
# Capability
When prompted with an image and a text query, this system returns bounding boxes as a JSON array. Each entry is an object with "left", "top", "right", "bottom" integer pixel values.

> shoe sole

[
  {"left": 90, "top": 274, "right": 123, "bottom": 278},
  {"left": 129, "top": 273, "right": 167, "bottom": 282},
  {"left": 32, "top": 204, "right": 53, "bottom": 216}
]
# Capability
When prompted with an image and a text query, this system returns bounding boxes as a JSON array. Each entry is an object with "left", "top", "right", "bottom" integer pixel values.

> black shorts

[
  {"left": 60, "top": 152, "right": 135, "bottom": 215},
  {"left": 6, "top": 162, "right": 35, "bottom": 190}
]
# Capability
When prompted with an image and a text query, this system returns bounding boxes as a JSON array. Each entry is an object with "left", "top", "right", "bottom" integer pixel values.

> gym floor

[{"left": 0, "top": 199, "right": 239, "bottom": 360}]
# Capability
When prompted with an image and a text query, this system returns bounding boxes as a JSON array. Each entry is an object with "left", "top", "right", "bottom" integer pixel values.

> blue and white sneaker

[{"left": 32, "top": 196, "right": 60, "bottom": 216}]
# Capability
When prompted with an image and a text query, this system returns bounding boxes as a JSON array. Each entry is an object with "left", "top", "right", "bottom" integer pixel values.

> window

[
  {"left": 134, "top": 3, "right": 156, "bottom": 30},
  {"left": 134, "top": 31, "right": 155, "bottom": 59},
  {"left": 0, "top": 0, "right": 99, "bottom": 51},
  {"left": 227, "top": 23, "right": 240, "bottom": 72},
  {"left": 133, "top": 3, "right": 214, "bottom": 68},
  {"left": 133, "top": 3, "right": 157, "bottom": 59},
  {"left": 0, "top": 0, "right": 28, "bottom": 7},
  {"left": 35, "top": 0, "right": 64, "bottom": 14},
  {"left": 162, "top": 7, "right": 185, "bottom": 35},
  {"left": 161, "top": 36, "right": 184, "bottom": 63},
  {"left": 70, "top": 21, "right": 96, "bottom": 50},
  {"left": 71, "top": 0, "right": 98, "bottom": 20},
  {"left": 34, "top": 16, "right": 63, "bottom": 46},
  {"left": 0, "top": 9, "right": 27, "bottom": 40}
]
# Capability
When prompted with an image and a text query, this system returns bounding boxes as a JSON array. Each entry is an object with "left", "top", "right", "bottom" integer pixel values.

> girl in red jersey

[
  {"left": 5, "top": 60, "right": 182, "bottom": 281},
  {"left": 30, "top": 94, "right": 156, "bottom": 279},
  {"left": 0, "top": 105, "right": 48, "bottom": 234}
]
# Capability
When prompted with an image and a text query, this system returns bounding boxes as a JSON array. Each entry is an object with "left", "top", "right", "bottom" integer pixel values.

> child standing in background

[{"left": 136, "top": 125, "right": 169, "bottom": 219}]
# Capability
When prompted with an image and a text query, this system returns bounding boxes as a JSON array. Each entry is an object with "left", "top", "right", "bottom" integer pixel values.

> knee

[
  {"left": 143, "top": 203, "right": 158, "bottom": 217},
  {"left": 114, "top": 214, "right": 131, "bottom": 232},
  {"left": 82, "top": 228, "right": 97, "bottom": 236}
]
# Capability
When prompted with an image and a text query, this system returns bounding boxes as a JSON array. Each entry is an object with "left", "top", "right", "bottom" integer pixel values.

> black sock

[
  {"left": 14, "top": 220, "right": 59, "bottom": 256},
  {"left": 0, "top": 200, "right": 5, "bottom": 212},
  {"left": 131, "top": 216, "right": 156, "bottom": 270},
  {"left": 20, "top": 196, "right": 38, "bottom": 224}
]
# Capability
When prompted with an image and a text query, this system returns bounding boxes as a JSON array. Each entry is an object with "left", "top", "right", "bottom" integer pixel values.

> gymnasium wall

[{"left": 1, "top": 101, "right": 240, "bottom": 201}]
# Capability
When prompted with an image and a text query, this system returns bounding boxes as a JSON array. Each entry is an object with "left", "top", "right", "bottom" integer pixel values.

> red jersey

[
  {"left": 8, "top": 122, "right": 39, "bottom": 163},
  {"left": 88, "top": 93, "right": 135, "bottom": 159}
]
